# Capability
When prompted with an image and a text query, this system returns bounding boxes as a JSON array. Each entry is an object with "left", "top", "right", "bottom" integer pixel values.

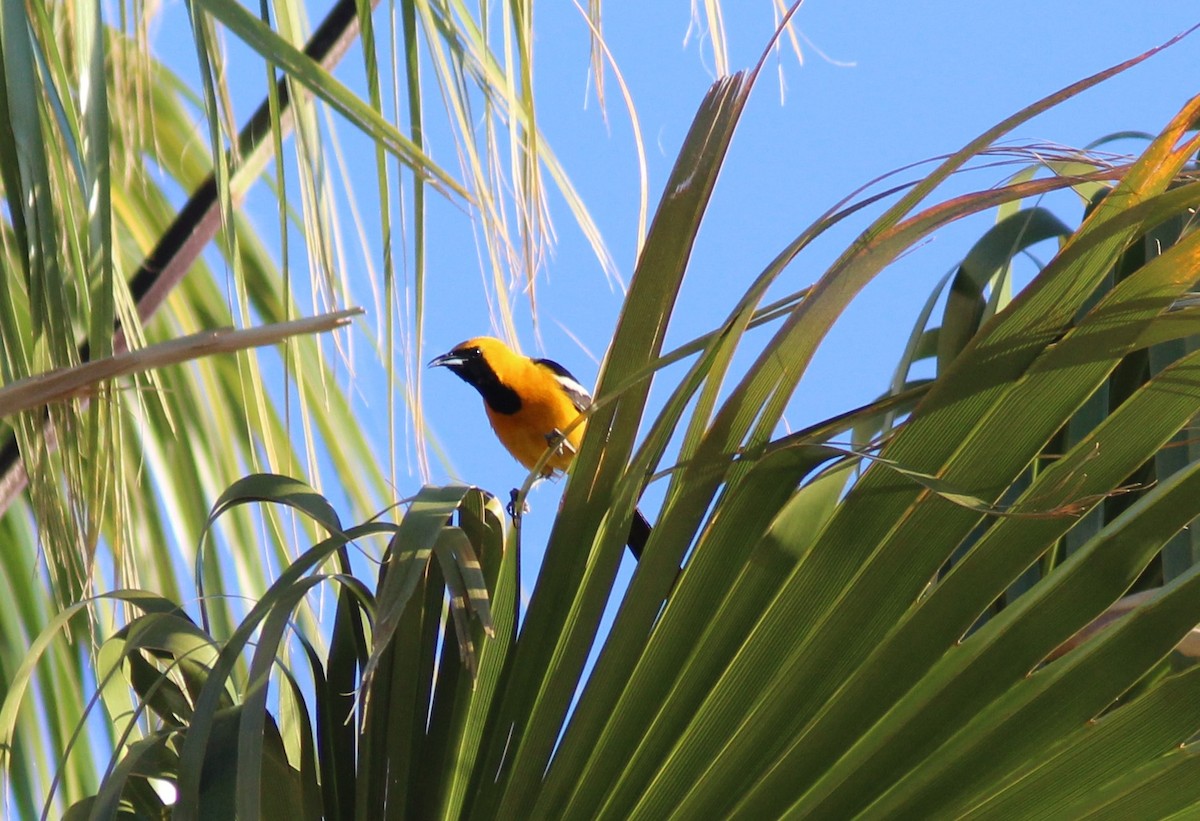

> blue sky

[
  {"left": 157, "top": 3, "right": 1200, "bottom": 596},
  {"left": 417, "top": 4, "right": 1200, "bottom": 594}
]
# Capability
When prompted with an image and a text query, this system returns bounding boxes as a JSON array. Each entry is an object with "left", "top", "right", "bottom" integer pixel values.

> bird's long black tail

[{"left": 627, "top": 508, "right": 652, "bottom": 560}]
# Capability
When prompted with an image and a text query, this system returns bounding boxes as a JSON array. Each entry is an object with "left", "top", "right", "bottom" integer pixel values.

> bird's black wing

[{"left": 534, "top": 358, "right": 593, "bottom": 412}]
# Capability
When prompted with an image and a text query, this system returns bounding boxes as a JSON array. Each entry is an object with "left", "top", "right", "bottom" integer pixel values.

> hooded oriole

[{"left": 430, "top": 336, "right": 650, "bottom": 559}]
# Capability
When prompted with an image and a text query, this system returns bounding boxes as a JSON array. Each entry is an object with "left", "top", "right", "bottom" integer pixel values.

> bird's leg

[{"left": 506, "top": 488, "right": 530, "bottom": 525}]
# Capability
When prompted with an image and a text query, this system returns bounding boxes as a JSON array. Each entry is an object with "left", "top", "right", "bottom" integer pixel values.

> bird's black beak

[{"left": 428, "top": 351, "right": 464, "bottom": 369}]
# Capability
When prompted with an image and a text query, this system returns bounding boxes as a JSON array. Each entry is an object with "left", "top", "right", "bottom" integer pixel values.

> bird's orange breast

[{"left": 484, "top": 367, "right": 586, "bottom": 475}]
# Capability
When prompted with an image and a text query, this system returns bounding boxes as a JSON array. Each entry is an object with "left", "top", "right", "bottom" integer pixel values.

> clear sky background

[
  {"left": 424, "top": 3, "right": 1200, "bottom": 596},
  {"left": 156, "top": 3, "right": 1200, "bottom": 596}
]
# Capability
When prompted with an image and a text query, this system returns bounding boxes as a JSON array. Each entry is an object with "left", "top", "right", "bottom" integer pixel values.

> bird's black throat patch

[{"left": 447, "top": 350, "right": 522, "bottom": 415}]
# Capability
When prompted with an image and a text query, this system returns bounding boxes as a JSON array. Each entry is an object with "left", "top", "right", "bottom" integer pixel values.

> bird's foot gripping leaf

[{"left": 546, "top": 427, "right": 577, "bottom": 458}]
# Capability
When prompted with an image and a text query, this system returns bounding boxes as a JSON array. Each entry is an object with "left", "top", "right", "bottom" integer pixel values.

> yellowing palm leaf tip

[{"left": 430, "top": 336, "right": 651, "bottom": 558}]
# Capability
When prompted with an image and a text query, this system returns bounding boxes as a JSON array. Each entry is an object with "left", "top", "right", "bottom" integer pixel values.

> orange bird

[{"left": 430, "top": 336, "right": 650, "bottom": 558}]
